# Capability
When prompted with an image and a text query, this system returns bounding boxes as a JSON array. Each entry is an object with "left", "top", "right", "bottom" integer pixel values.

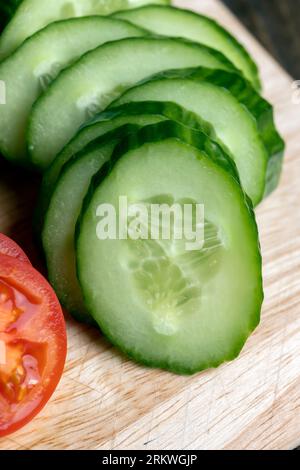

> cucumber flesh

[
  {"left": 37, "top": 101, "right": 216, "bottom": 230},
  {"left": 113, "top": 4, "right": 260, "bottom": 89},
  {"left": 113, "top": 75, "right": 268, "bottom": 205},
  {"left": 42, "top": 118, "right": 162, "bottom": 322},
  {"left": 77, "top": 121, "right": 263, "bottom": 374},
  {"left": 0, "top": 17, "right": 145, "bottom": 163},
  {"left": 28, "top": 36, "right": 237, "bottom": 171},
  {"left": 0, "top": 0, "right": 170, "bottom": 59}
]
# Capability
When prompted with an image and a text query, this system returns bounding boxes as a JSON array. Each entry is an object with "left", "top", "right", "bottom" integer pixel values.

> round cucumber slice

[
  {"left": 0, "top": 17, "right": 145, "bottom": 164},
  {"left": 77, "top": 121, "right": 263, "bottom": 374},
  {"left": 113, "top": 4, "right": 261, "bottom": 90},
  {"left": 42, "top": 118, "right": 163, "bottom": 322},
  {"left": 112, "top": 75, "right": 268, "bottom": 205},
  {"left": 27, "top": 36, "right": 237, "bottom": 171},
  {"left": 0, "top": 0, "right": 170, "bottom": 59},
  {"left": 37, "top": 101, "right": 215, "bottom": 231}
]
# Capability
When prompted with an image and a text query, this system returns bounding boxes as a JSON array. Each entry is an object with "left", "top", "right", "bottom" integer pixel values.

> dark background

[
  {"left": 223, "top": 0, "right": 300, "bottom": 79},
  {"left": 222, "top": 0, "right": 299, "bottom": 451}
]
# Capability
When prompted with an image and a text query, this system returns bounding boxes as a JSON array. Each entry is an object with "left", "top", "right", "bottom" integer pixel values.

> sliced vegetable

[
  {"left": 113, "top": 4, "right": 261, "bottom": 89},
  {"left": 0, "top": 233, "right": 31, "bottom": 264},
  {"left": 0, "top": 254, "right": 67, "bottom": 437},
  {"left": 77, "top": 121, "right": 263, "bottom": 374},
  {"left": 0, "top": 0, "right": 170, "bottom": 59},
  {"left": 28, "top": 36, "right": 237, "bottom": 171},
  {"left": 36, "top": 101, "right": 215, "bottom": 232},
  {"left": 113, "top": 74, "right": 268, "bottom": 205},
  {"left": 0, "top": 17, "right": 145, "bottom": 163}
]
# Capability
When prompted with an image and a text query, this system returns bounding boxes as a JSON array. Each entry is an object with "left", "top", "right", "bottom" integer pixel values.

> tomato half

[
  {"left": 0, "top": 254, "right": 67, "bottom": 437},
  {"left": 0, "top": 233, "right": 31, "bottom": 265}
]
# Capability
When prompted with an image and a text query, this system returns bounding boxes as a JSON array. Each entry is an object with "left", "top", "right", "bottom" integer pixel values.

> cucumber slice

[
  {"left": 0, "top": 17, "right": 145, "bottom": 164},
  {"left": 0, "top": 0, "right": 170, "bottom": 59},
  {"left": 37, "top": 101, "right": 215, "bottom": 230},
  {"left": 77, "top": 121, "right": 263, "bottom": 374},
  {"left": 146, "top": 67, "right": 284, "bottom": 196},
  {"left": 42, "top": 118, "right": 163, "bottom": 322},
  {"left": 113, "top": 75, "right": 268, "bottom": 205},
  {"left": 113, "top": 5, "right": 261, "bottom": 90},
  {"left": 27, "top": 36, "right": 237, "bottom": 171}
]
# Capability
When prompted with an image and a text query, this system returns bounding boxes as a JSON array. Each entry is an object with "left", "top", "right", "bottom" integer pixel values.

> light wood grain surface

[{"left": 0, "top": 0, "right": 299, "bottom": 450}]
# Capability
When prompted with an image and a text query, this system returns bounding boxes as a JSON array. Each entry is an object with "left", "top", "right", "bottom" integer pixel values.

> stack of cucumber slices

[{"left": 0, "top": 1, "right": 284, "bottom": 374}]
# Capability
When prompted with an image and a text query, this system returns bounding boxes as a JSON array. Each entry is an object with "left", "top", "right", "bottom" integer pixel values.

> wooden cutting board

[{"left": 0, "top": 0, "right": 300, "bottom": 451}]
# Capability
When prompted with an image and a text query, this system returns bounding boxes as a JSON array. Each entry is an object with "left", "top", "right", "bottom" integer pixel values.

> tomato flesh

[
  {"left": 0, "top": 278, "right": 44, "bottom": 405},
  {"left": 0, "top": 339, "right": 45, "bottom": 404},
  {"left": 0, "top": 233, "right": 31, "bottom": 264},
  {"left": 0, "top": 254, "right": 66, "bottom": 437}
]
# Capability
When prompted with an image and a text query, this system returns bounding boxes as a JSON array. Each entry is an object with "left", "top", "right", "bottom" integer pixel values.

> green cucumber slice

[
  {"left": 112, "top": 75, "right": 268, "bottom": 205},
  {"left": 146, "top": 67, "right": 284, "bottom": 196},
  {"left": 27, "top": 36, "right": 237, "bottom": 171},
  {"left": 77, "top": 121, "right": 263, "bottom": 374},
  {"left": 36, "top": 101, "right": 215, "bottom": 230},
  {"left": 42, "top": 118, "right": 163, "bottom": 322},
  {"left": 0, "top": 0, "right": 170, "bottom": 59},
  {"left": 0, "top": 17, "right": 145, "bottom": 164},
  {"left": 113, "top": 4, "right": 261, "bottom": 89}
]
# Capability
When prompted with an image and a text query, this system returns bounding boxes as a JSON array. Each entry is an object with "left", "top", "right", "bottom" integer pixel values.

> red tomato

[
  {"left": 0, "top": 233, "right": 31, "bottom": 265},
  {"left": 0, "top": 254, "right": 67, "bottom": 437}
]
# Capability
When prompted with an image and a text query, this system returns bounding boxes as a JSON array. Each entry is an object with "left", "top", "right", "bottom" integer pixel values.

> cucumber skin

[
  {"left": 76, "top": 120, "right": 263, "bottom": 374},
  {"left": 112, "top": 67, "right": 285, "bottom": 198},
  {"left": 87, "top": 100, "right": 215, "bottom": 137},
  {"left": 113, "top": 4, "right": 261, "bottom": 91},
  {"left": 35, "top": 100, "right": 217, "bottom": 235}
]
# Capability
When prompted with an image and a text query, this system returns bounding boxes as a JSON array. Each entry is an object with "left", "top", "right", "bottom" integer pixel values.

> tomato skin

[
  {"left": 0, "top": 233, "right": 31, "bottom": 265},
  {"left": 0, "top": 254, "right": 67, "bottom": 438}
]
